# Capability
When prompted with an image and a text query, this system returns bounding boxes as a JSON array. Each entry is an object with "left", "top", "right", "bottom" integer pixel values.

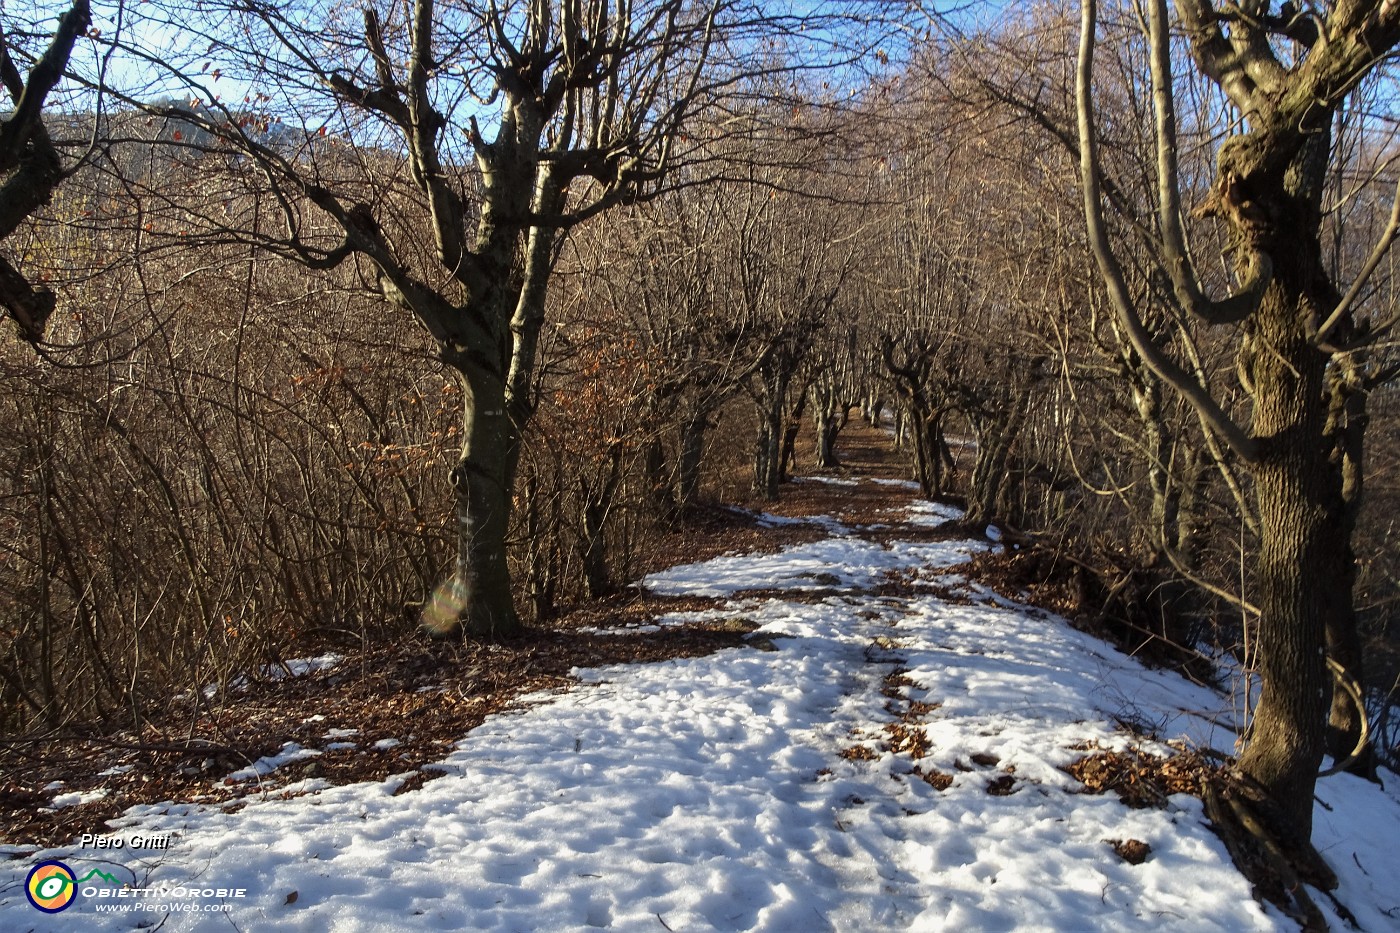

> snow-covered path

[{"left": 5, "top": 491, "right": 1399, "bottom": 931}]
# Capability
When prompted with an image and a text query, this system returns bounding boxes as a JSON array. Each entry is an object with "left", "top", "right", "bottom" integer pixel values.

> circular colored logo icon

[{"left": 26, "top": 859, "right": 77, "bottom": 913}]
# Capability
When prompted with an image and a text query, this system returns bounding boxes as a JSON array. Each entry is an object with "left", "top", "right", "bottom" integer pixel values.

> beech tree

[
  {"left": 111, "top": 0, "right": 864, "bottom": 636},
  {"left": 1076, "top": 0, "right": 1400, "bottom": 859}
]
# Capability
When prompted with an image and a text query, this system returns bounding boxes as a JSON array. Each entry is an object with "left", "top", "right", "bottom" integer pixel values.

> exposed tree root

[
  {"left": 1202, "top": 772, "right": 1356, "bottom": 931},
  {"left": 1068, "top": 745, "right": 1362, "bottom": 930}
]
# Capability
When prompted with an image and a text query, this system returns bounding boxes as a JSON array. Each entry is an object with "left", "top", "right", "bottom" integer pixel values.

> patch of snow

[
  {"left": 725, "top": 504, "right": 850, "bottom": 535},
  {"left": 870, "top": 478, "right": 921, "bottom": 490},
  {"left": 48, "top": 788, "right": 108, "bottom": 809},
  {"left": 4, "top": 497, "right": 1393, "bottom": 932},
  {"left": 906, "top": 500, "right": 965, "bottom": 526},
  {"left": 810, "top": 515, "right": 853, "bottom": 535},
  {"left": 268, "top": 654, "right": 342, "bottom": 681},
  {"left": 645, "top": 535, "right": 984, "bottom": 598},
  {"left": 577, "top": 622, "right": 661, "bottom": 635},
  {"left": 201, "top": 656, "right": 345, "bottom": 702},
  {"left": 1311, "top": 771, "right": 1400, "bottom": 930},
  {"left": 271, "top": 778, "right": 331, "bottom": 798},
  {"left": 97, "top": 764, "right": 136, "bottom": 777},
  {"left": 723, "top": 504, "right": 805, "bottom": 526},
  {"left": 793, "top": 475, "right": 859, "bottom": 486},
  {"left": 755, "top": 512, "right": 811, "bottom": 527},
  {"left": 226, "top": 743, "right": 322, "bottom": 782},
  {"left": 373, "top": 738, "right": 402, "bottom": 751}
]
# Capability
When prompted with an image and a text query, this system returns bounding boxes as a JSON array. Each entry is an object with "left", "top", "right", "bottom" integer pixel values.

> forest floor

[
  {"left": 3, "top": 422, "right": 1399, "bottom": 931},
  {"left": 0, "top": 423, "right": 922, "bottom": 852}
]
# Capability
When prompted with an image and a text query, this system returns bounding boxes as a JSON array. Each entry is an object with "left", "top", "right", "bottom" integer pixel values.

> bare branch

[
  {"left": 1078, "top": 0, "right": 1257, "bottom": 462},
  {"left": 1149, "top": 0, "right": 1270, "bottom": 326},
  {"left": 1317, "top": 175, "right": 1400, "bottom": 346}
]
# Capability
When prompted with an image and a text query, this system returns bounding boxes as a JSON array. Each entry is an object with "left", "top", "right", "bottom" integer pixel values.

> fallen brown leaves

[
  {"left": 912, "top": 767, "right": 954, "bottom": 790},
  {"left": 1107, "top": 838, "right": 1151, "bottom": 865},
  {"left": 881, "top": 671, "right": 917, "bottom": 697},
  {"left": 1064, "top": 746, "right": 1219, "bottom": 808},
  {"left": 0, "top": 612, "right": 760, "bottom": 850},
  {"left": 958, "top": 546, "right": 1080, "bottom": 610},
  {"left": 885, "top": 723, "right": 931, "bottom": 760},
  {"left": 894, "top": 700, "right": 941, "bottom": 721},
  {"left": 839, "top": 745, "right": 880, "bottom": 762}
]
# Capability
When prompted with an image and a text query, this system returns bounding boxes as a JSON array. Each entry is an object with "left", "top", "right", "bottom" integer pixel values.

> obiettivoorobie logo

[
  {"left": 25, "top": 860, "right": 125, "bottom": 913},
  {"left": 26, "top": 860, "right": 75, "bottom": 913}
]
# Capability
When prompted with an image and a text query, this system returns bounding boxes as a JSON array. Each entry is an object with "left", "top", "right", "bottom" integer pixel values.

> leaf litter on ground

[{"left": 3, "top": 460, "right": 1398, "bottom": 931}]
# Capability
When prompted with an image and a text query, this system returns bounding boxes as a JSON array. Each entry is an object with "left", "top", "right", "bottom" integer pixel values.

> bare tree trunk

[
  {"left": 1244, "top": 426, "right": 1336, "bottom": 841},
  {"left": 779, "top": 383, "right": 809, "bottom": 482},
  {"left": 964, "top": 397, "right": 1027, "bottom": 528},
  {"left": 522, "top": 470, "right": 559, "bottom": 624},
  {"left": 641, "top": 437, "right": 676, "bottom": 519},
  {"left": 753, "top": 360, "right": 793, "bottom": 501},
  {"left": 0, "top": 0, "right": 92, "bottom": 341},
  {"left": 813, "top": 407, "right": 842, "bottom": 468},
  {"left": 580, "top": 499, "right": 610, "bottom": 598},
  {"left": 753, "top": 405, "right": 784, "bottom": 500},
  {"left": 881, "top": 338, "right": 953, "bottom": 496},
  {"left": 910, "top": 409, "right": 951, "bottom": 498},
  {"left": 1236, "top": 246, "right": 1347, "bottom": 840},
  {"left": 580, "top": 449, "right": 623, "bottom": 598},
  {"left": 432, "top": 362, "right": 522, "bottom": 638},
  {"left": 809, "top": 336, "right": 853, "bottom": 467},
  {"left": 1128, "top": 366, "right": 1180, "bottom": 548},
  {"left": 677, "top": 411, "right": 710, "bottom": 509},
  {"left": 1324, "top": 355, "right": 1375, "bottom": 777},
  {"left": 1126, "top": 359, "right": 1210, "bottom": 656},
  {"left": 812, "top": 383, "right": 847, "bottom": 468},
  {"left": 1072, "top": 0, "right": 1400, "bottom": 841},
  {"left": 861, "top": 394, "right": 883, "bottom": 427},
  {"left": 964, "top": 433, "right": 1005, "bottom": 527}
]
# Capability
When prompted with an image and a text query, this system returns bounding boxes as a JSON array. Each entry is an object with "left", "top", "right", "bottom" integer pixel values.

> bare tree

[
  {"left": 1077, "top": 0, "right": 1400, "bottom": 857},
  {"left": 0, "top": 0, "right": 92, "bottom": 341},
  {"left": 107, "top": 0, "right": 864, "bottom": 636},
  {"left": 608, "top": 189, "right": 771, "bottom": 513},
  {"left": 807, "top": 324, "right": 858, "bottom": 469}
]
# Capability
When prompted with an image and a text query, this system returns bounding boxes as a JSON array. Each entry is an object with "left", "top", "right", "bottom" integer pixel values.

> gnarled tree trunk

[
  {"left": 1222, "top": 127, "right": 1353, "bottom": 840},
  {"left": 1323, "top": 356, "right": 1375, "bottom": 777}
]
